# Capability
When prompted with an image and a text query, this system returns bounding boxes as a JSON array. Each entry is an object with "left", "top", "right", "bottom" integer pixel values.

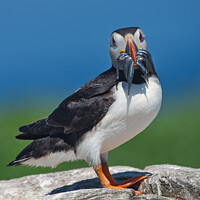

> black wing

[{"left": 16, "top": 67, "right": 117, "bottom": 140}]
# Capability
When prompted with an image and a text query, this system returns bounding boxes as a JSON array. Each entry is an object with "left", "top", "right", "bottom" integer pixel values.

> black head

[
  {"left": 110, "top": 27, "right": 147, "bottom": 68},
  {"left": 113, "top": 27, "right": 139, "bottom": 37}
]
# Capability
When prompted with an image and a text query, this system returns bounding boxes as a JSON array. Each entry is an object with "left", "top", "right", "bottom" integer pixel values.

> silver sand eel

[{"left": 117, "top": 49, "right": 148, "bottom": 95}]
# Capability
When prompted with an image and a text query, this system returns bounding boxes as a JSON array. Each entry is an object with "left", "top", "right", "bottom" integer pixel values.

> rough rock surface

[
  {"left": 0, "top": 165, "right": 199, "bottom": 200},
  {"left": 140, "top": 165, "right": 200, "bottom": 199}
]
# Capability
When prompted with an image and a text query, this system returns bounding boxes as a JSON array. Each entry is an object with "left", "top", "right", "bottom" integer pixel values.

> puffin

[{"left": 8, "top": 27, "right": 162, "bottom": 191}]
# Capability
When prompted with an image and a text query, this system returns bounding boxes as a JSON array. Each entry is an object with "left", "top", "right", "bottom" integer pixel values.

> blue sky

[{"left": 0, "top": 0, "right": 200, "bottom": 106}]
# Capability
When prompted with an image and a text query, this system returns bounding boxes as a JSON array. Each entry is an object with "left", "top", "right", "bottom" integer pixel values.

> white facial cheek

[
  {"left": 143, "top": 41, "right": 148, "bottom": 50},
  {"left": 139, "top": 40, "right": 147, "bottom": 50},
  {"left": 135, "top": 37, "right": 139, "bottom": 46},
  {"left": 109, "top": 48, "right": 116, "bottom": 61},
  {"left": 109, "top": 48, "right": 112, "bottom": 60}
]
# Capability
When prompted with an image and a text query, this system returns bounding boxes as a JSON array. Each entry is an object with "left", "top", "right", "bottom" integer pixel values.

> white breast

[
  {"left": 101, "top": 76, "right": 162, "bottom": 152},
  {"left": 76, "top": 76, "right": 162, "bottom": 165}
]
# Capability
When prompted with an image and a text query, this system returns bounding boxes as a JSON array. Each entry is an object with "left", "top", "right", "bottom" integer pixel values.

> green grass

[{"left": 0, "top": 99, "right": 200, "bottom": 180}]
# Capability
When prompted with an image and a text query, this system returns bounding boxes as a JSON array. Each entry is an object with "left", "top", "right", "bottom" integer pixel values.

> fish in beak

[
  {"left": 117, "top": 39, "right": 148, "bottom": 95},
  {"left": 125, "top": 40, "right": 138, "bottom": 95},
  {"left": 117, "top": 39, "right": 138, "bottom": 95}
]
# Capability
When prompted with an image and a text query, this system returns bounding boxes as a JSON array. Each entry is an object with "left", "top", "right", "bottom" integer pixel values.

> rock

[
  {"left": 0, "top": 165, "right": 199, "bottom": 200},
  {"left": 139, "top": 164, "right": 200, "bottom": 200}
]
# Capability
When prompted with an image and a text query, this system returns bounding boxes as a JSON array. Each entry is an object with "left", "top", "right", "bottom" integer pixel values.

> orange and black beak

[
  {"left": 125, "top": 39, "right": 138, "bottom": 66},
  {"left": 124, "top": 39, "right": 138, "bottom": 95}
]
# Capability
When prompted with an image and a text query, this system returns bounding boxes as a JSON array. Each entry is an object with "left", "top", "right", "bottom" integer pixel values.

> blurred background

[{"left": 0, "top": 0, "right": 200, "bottom": 180}]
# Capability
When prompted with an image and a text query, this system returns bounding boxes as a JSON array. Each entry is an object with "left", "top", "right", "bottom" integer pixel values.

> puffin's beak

[
  {"left": 125, "top": 39, "right": 138, "bottom": 95},
  {"left": 128, "top": 40, "right": 137, "bottom": 64},
  {"left": 125, "top": 39, "right": 138, "bottom": 64}
]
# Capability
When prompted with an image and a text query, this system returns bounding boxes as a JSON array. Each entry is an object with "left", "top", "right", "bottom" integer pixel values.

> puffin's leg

[
  {"left": 93, "top": 154, "right": 147, "bottom": 194},
  {"left": 94, "top": 164, "right": 114, "bottom": 188},
  {"left": 101, "top": 153, "right": 147, "bottom": 187},
  {"left": 94, "top": 164, "right": 146, "bottom": 193},
  {"left": 102, "top": 162, "right": 118, "bottom": 186},
  {"left": 102, "top": 162, "right": 147, "bottom": 187},
  {"left": 94, "top": 153, "right": 117, "bottom": 186}
]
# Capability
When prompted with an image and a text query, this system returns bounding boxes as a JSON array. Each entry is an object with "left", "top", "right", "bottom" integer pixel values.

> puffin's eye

[
  {"left": 112, "top": 38, "right": 116, "bottom": 46},
  {"left": 139, "top": 32, "right": 145, "bottom": 42}
]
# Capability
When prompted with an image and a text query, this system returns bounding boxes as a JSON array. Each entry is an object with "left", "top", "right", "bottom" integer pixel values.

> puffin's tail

[{"left": 7, "top": 136, "right": 77, "bottom": 168}]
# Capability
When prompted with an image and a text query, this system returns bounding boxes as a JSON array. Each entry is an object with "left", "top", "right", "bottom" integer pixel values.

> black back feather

[{"left": 16, "top": 67, "right": 117, "bottom": 142}]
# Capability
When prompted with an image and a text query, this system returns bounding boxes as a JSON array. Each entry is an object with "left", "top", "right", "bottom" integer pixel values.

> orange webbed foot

[{"left": 94, "top": 163, "right": 148, "bottom": 195}]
